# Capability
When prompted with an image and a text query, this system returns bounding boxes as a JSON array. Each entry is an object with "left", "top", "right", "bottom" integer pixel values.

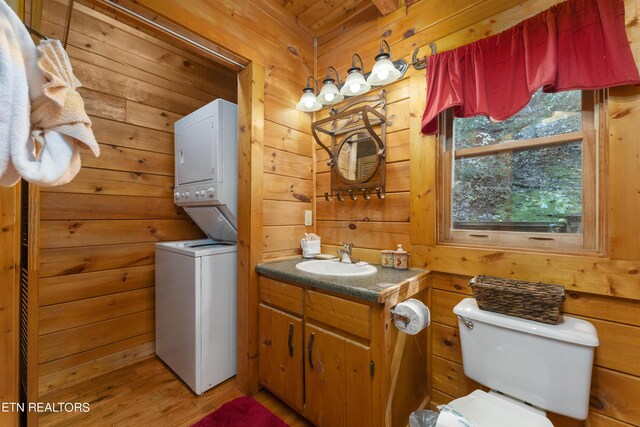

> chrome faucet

[{"left": 337, "top": 242, "right": 354, "bottom": 264}]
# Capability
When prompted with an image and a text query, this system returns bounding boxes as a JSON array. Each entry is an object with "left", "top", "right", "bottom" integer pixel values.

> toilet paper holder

[{"left": 390, "top": 307, "right": 411, "bottom": 327}]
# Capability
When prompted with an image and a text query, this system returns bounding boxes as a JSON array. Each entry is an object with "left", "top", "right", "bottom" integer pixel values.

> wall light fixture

[
  {"left": 340, "top": 53, "right": 371, "bottom": 97},
  {"left": 296, "top": 39, "right": 409, "bottom": 113},
  {"left": 296, "top": 76, "right": 322, "bottom": 112},
  {"left": 318, "top": 66, "right": 344, "bottom": 106},
  {"left": 367, "top": 40, "right": 402, "bottom": 86}
]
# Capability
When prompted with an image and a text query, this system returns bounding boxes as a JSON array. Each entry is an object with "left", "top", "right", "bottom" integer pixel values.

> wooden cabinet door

[
  {"left": 304, "top": 323, "right": 373, "bottom": 427},
  {"left": 258, "top": 304, "right": 304, "bottom": 412}
]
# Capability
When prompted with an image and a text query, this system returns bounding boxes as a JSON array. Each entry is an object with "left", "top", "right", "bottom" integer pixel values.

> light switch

[{"left": 304, "top": 210, "right": 313, "bottom": 226}]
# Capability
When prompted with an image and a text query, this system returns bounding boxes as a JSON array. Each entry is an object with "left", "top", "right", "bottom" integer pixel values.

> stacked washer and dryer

[{"left": 155, "top": 99, "right": 238, "bottom": 395}]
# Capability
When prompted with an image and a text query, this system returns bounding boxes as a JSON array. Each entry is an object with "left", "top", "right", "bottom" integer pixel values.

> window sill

[{"left": 435, "top": 239, "right": 605, "bottom": 258}]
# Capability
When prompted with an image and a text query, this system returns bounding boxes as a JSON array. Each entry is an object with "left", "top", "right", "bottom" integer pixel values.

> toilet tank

[{"left": 453, "top": 298, "right": 599, "bottom": 420}]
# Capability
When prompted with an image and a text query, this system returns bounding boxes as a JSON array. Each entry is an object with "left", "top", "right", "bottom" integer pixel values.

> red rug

[{"left": 192, "top": 396, "right": 288, "bottom": 427}]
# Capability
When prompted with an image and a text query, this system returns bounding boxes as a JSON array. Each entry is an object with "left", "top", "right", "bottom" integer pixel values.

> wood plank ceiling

[{"left": 278, "top": 0, "right": 396, "bottom": 35}]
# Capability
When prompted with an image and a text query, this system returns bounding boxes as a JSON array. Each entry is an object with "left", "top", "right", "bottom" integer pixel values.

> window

[{"left": 439, "top": 90, "right": 600, "bottom": 252}]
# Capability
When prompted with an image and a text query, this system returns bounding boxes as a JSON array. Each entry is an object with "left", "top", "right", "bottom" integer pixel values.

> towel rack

[
  {"left": 24, "top": 0, "right": 74, "bottom": 47},
  {"left": 24, "top": 25, "right": 47, "bottom": 40},
  {"left": 61, "top": 0, "right": 74, "bottom": 48}
]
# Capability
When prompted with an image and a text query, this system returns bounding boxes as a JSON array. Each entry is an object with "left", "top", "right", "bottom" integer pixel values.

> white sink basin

[{"left": 296, "top": 260, "right": 377, "bottom": 277}]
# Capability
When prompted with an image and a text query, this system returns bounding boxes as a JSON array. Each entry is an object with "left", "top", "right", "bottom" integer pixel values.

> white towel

[
  {"left": 0, "top": 0, "right": 29, "bottom": 186},
  {"left": 24, "top": 39, "right": 99, "bottom": 186},
  {"left": 0, "top": 1, "right": 99, "bottom": 187}
]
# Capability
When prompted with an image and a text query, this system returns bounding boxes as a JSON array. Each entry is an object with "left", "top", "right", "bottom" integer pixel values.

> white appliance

[
  {"left": 174, "top": 99, "right": 238, "bottom": 242},
  {"left": 447, "top": 298, "right": 599, "bottom": 426},
  {"left": 155, "top": 99, "right": 239, "bottom": 395},
  {"left": 156, "top": 240, "right": 237, "bottom": 395}
]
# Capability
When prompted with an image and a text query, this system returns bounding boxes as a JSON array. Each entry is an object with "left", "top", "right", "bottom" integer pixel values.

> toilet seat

[{"left": 448, "top": 390, "right": 554, "bottom": 427}]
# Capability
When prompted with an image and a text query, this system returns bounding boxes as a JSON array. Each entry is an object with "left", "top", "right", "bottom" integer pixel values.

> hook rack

[
  {"left": 411, "top": 42, "right": 437, "bottom": 70},
  {"left": 314, "top": 89, "right": 387, "bottom": 205},
  {"left": 324, "top": 187, "right": 384, "bottom": 201}
]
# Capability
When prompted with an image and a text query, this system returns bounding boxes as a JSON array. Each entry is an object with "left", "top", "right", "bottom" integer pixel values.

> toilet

[{"left": 449, "top": 298, "right": 599, "bottom": 426}]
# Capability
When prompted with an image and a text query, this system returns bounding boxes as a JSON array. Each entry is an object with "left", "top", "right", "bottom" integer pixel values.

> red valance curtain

[{"left": 421, "top": 0, "right": 640, "bottom": 135}]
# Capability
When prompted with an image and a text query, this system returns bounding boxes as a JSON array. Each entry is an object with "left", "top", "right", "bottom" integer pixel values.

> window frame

[{"left": 437, "top": 90, "right": 603, "bottom": 254}]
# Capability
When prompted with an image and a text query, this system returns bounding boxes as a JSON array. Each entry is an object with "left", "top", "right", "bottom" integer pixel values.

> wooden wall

[
  {"left": 1, "top": 0, "right": 23, "bottom": 424},
  {"left": 315, "top": 78, "right": 411, "bottom": 251},
  {"left": 0, "top": 185, "right": 20, "bottom": 427},
  {"left": 34, "top": 0, "right": 237, "bottom": 396},
  {"left": 128, "top": 0, "right": 316, "bottom": 261},
  {"left": 316, "top": 0, "right": 640, "bottom": 425}
]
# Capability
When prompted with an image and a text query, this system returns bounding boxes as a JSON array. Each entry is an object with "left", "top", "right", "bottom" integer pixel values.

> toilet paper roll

[{"left": 392, "top": 298, "right": 430, "bottom": 335}]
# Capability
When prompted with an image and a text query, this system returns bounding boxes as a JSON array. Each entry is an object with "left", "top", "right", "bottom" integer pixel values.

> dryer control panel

[
  {"left": 174, "top": 185, "right": 216, "bottom": 203},
  {"left": 173, "top": 99, "right": 237, "bottom": 215}
]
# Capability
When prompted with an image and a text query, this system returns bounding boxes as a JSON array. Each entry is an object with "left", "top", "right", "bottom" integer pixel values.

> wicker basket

[{"left": 469, "top": 275, "right": 565, "bottom": 324}]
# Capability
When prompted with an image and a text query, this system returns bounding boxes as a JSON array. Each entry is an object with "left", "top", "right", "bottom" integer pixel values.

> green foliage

[
  {"left": 454, "top": 90, "right": 582, "bottom": 148},
  {"left": 451, "top": 90, "right": 583, "bottom": 229},
  {"left": 496, "top": 190, "right": 581, "bottom": 222}
]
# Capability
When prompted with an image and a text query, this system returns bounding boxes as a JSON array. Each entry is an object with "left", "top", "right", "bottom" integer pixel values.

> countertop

[{"left": 256, "top": 258, "right": 429, "bottom": 303}]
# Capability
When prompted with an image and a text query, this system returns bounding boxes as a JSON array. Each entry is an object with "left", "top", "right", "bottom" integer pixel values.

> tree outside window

[{"left": 439, "top": 90, "right": 600, "bottom": 252}]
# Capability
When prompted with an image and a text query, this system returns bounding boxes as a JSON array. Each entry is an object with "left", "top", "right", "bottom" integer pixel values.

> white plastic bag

[{"left": 435, "top": 405, "right": 475, "bottom": 427}]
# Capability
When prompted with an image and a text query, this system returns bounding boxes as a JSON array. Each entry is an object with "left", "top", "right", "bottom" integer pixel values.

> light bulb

[
  {"left": 341, "top": 66, "right": 370, "bottom": 96},
  {"left": 377, "top": 68, "right": 389, "bottom": 81},
  {"left": 325, "top": 92, "right": 335, "bottom": 102},
  {"left": 297, "top": 83, "right": 322, "bottom": 112}
]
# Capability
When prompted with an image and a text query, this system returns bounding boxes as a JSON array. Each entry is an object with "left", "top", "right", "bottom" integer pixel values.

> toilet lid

[{"left": 448, "top": 390, "right": 553, "bottom": 427}]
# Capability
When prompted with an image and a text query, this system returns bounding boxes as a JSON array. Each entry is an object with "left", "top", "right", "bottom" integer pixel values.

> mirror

[{"left": 336, "top": 132, "right": 379, "bottom": 183}]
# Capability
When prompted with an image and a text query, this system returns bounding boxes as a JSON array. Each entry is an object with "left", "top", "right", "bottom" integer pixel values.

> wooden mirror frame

[{"left": 312, "top": 90, "right": 387, "bottom": 200}]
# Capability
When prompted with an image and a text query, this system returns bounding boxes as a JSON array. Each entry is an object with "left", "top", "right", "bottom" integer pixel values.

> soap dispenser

[{"left": 393, "top": 244, "right": 409, "bottom": 270}]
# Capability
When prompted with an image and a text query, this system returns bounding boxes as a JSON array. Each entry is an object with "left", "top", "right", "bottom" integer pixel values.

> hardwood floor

[{"left": 39, "top": 356, "right": 312, "bottom": 426}]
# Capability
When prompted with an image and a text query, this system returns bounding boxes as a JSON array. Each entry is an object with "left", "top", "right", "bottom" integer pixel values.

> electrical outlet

[{"left": 304, "top": 210, "right": 313, "bottom": 226}]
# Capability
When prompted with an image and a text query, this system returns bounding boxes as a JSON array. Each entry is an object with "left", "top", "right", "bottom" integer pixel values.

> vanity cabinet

[
  {"left": 304, "top": 323, "right": 373, "bottom": 426},
  {"left": 257, "top": 269, "right": 432, "bottom": 427},
  {"left": 302, "top": 289, "right": 374, "bottom": 425},
  {"left": 258, "top": 277, "right": 305, "bottom": 412},
  {"left": 258, "top": 304, "right": 304, "bottom": 412}
]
